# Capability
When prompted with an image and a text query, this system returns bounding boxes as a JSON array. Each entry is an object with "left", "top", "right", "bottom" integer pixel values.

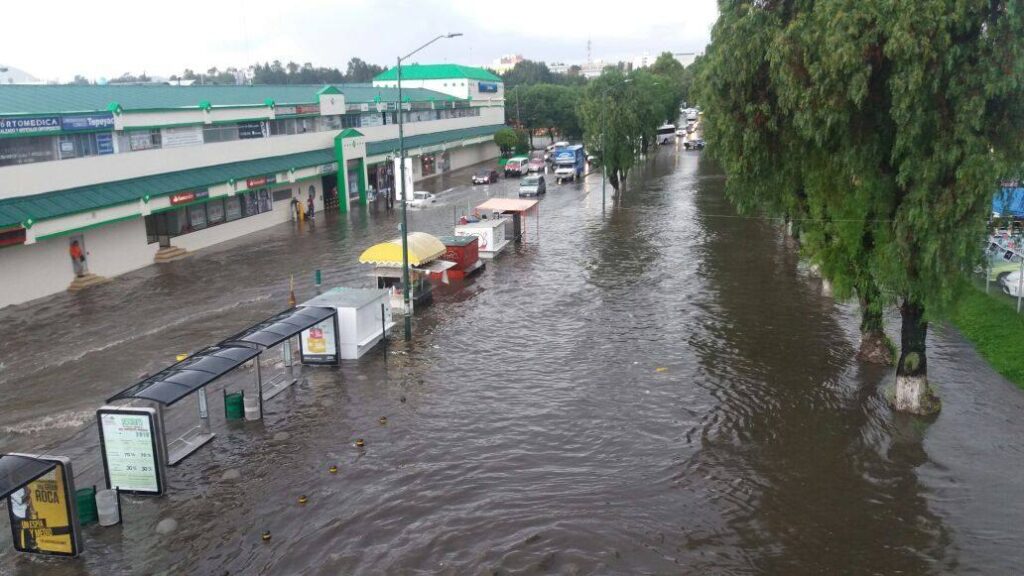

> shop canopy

[
  {"left": 0, "top": 454, "right": 57, "bottom": 500},
  {"left": 359, "top": 232, "right": 445, "bottom": 266},
  {"left": 107, "top": 344, "right": 260, "bottom": 406},
  {"left": 993, "top": 187, "right": 1024, "bottom": 218},
  {"left": 221, "top": 306, "right": 336, "bottom": 349},
  {"left": 476, "top": 198, "right": 539, "bottom": 214}
]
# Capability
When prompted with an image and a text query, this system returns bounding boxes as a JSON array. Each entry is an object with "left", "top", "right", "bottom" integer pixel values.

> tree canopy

[{"left": 699, "top": 0, "right": 1024, "bottom": 413}]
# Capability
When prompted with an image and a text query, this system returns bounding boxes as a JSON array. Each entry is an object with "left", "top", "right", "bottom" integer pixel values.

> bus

[{"left": 657, "top": 124, "right": 677, "bottom": 145}]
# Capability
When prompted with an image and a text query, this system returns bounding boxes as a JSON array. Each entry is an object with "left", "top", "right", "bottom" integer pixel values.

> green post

[
  {"left": 357, "top": 158, "right": 368, "bottom": 206},
  {"left": 333, "top": 133, "right": 348, "bottom": 214}
]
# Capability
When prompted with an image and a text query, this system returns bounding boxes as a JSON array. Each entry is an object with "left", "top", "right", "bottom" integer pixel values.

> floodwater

[{"left": 2, "top": 147, "right": 1023, "bottom": 575}]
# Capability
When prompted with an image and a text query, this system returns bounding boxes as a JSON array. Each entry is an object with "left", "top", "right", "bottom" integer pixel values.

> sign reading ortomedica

[
  {"left": 97, "top": 408, "right": 165, "bottom": 495},
  {"left": 0, "top": 113, "right": 115, "bottom": 136}
]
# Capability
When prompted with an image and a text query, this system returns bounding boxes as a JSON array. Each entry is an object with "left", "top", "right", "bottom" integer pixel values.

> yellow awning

[{"left": 358, "top": 232, "right": 446, "bottom": 266}]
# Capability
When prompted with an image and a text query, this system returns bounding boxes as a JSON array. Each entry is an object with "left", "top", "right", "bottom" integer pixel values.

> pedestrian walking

[
  {"left": 69, "top": 240, "right": 86, "bottom": 277},
  {"left": 307, "top": 194, "right": 316, "bottom": 223}
]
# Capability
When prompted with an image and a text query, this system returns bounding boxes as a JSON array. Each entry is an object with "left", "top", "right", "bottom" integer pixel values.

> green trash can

[
  {"left": 224, "top": 390, "right": 245, "bottom": 420},
  {"left": 76, "top": 486, "right": 98, "bottom": 526}
]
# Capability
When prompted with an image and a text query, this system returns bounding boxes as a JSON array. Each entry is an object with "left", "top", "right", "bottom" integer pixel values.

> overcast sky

[{"left": 2, "top": 0, "right": 719, "bottom": 82}]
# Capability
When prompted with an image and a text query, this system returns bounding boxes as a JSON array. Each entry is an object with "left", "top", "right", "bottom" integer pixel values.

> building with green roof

[
  {"left": 0, "top": 66, "right": 506, "bottom": 308},
  {"left": 373, "top": 64, "right": 504, "bottom": 103}
]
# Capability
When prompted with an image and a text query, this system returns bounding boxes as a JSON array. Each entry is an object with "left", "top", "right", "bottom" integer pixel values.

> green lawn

[{"left": 949, "top": 284, "right": 1024, "bottom": 389}]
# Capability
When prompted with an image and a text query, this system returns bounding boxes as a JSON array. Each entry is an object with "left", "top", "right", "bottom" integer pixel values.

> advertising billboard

[
  {"left": 7, "top": 458, "right": 82, "bottom": 557},
  {"left": 97, "top": 407, "right": 166, "bottom": 495},
  {"left": 300, "top": 318, "right": 338, "bottom": 364}
]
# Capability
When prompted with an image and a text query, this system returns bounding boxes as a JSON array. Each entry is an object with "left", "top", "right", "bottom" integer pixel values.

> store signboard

[
  {"left": 161, "top": 126, "right": 204, "bottom": 149},
  {"left": 61, "top": 113, "right": 115, "bottom": 132},
  {"left": 97, "top": 407, "right": 165, "bottom": 495},
  {"left": 295, "top": 104, "right": 320, "bottom": 115},
  {"left": 7, "top": 457, "right": 82, "bottom": 557},
  {"left": 0, "top": 116, "right": 60, "bottom": 136},
  {"left": 246, "top": 175, "right": 277, "bottom": 189},
  {"left": 478, "top": 82, "right": 499, "bottom": 93},
  {"left": 317, "top": 162, "right": 338, "bottom": 175},
  {"left": 96, "top": 132, "right": 114, "bottom": 155},
  {"left": 275, "top": 105, "right": 297, "bottom": 116},
  {"left": 238, "top": 121, "right": 267, "bottom": 139},
  {"left": 169, "top": 189, "right": 209, "bottom": 206},
  {"left": 300, "top": 318, "right": 338, "bottom": 364}
]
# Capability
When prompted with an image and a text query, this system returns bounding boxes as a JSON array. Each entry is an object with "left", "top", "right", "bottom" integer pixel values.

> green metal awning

[
  {"left": 0, "top": 148, "right": 335, "bottom": 229},
  {"left": 366, "top": 124, "right": 502, "bottom": 158}
]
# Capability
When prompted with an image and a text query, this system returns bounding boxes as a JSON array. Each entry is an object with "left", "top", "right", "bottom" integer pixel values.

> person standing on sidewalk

[
  {"left": 69, "top": 240, "right": 86, "bottom": 277},
  {"left": 307, "top": 194, "right": 316, "bottom": 224}
]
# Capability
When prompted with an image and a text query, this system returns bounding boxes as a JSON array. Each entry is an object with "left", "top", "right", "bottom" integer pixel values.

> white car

[
  {"left": 1001, "top": 270, "right": 1023, "bottom": 297},
  {"left": 405, "top": 190, "right": 436, "bottom": 208},
  {"left": 554, "top": 165, "right": 578, "bottom": 183}
]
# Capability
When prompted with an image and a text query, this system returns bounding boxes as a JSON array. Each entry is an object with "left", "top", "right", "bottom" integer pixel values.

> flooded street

[{"left": 2, "top": 148, "right": 1023, "bottom": 574}]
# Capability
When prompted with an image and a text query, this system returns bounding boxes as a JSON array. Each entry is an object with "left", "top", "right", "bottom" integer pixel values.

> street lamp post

[{"left": 397, "top": 32, "right": 462, "bottom": 341}]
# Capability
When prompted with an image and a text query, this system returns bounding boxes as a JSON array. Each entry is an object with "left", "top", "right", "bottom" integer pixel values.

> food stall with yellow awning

[{"left": 358, "top": 232, "right": 455, "bottom": 314}]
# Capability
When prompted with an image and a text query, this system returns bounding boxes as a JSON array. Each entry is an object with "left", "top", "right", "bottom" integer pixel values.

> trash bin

[
  {"left": 76, "top": 486, "right": 98, "bottom": 526},
  {"left": 95, "top": 489, "right": 121, "bottom": 527},
  {"left": 224, "top": 390, "right": 245, "bottom": 420}
]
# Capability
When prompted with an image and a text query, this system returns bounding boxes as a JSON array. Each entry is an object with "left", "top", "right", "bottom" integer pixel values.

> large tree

[
  {"left": 700, "top": 1, "right": 1024, "bottom": 414},
  {"left": 579, "top": 70, "right": 643, "bottom": 190}
]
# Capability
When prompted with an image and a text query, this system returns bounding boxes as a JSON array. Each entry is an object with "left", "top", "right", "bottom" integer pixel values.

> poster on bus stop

[
  {"left": 300, "top": 318, "right": 338, "bottom": 364},
  {"left": 7, "top": 458, "right": 81, "bottom": 557}
]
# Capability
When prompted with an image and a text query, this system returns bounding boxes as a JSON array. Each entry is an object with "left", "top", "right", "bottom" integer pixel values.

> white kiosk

[
  {"left": 455, "top": 219, "right": 509, "bottom": 259},
  {"left": 299, "top": 288, "right": 394, "bottom": 361}
]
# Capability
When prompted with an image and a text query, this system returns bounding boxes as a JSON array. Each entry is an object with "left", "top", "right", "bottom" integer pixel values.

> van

[{"left": 504, "top": 156, "right": 530, "bottom": 177}]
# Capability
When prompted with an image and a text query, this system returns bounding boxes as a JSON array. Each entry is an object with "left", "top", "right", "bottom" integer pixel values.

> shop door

[
  {"left": 321, "top": 174, "right": 338, "bottom": 210},
  {"left": 154, "top": 212, "right": 173, "bottom": 247},
  {"left": 69, "top": 234, "right": 87, "bottom": 276}
]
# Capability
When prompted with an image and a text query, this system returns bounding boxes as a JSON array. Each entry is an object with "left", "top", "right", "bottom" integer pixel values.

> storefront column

[
  {"left": 357, "top": 158, "right": 368, "bottom": 206},
  {"left": 333, "top": 133, "right": 349, "bottom": 214}
]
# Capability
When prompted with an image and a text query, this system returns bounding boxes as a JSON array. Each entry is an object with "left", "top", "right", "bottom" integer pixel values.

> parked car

[
  {"left": 472, "top": 169, "right": 498, "bottom": 185},
  {"left": 504, "top": 156, "right": 530, "bottom": 177},
  {"left": 527, "top": 157, "right": 546, "bottom": 173},
  {"left": 1001, "top": 270, "right": 1023, "bottom": 297},
  {"left": 405, "top": 190, "right": 436, "bottom": 208},
  {"left": 519, "top": 174, "right": 547, "bottom": 197}
]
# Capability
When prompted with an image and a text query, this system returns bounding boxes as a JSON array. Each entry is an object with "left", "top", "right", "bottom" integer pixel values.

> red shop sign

[{"left": 169, "top": 189, "right": 209, "bottom": 205}]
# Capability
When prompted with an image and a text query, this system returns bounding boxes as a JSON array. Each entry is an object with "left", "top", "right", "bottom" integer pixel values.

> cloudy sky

[{"left": 2, "top": 0, "right": 719, "bottom": 82}]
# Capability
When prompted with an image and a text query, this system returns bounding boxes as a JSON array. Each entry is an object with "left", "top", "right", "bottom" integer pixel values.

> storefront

[{"left": 144, "top": 186, "right": 288, "bottom": 247}]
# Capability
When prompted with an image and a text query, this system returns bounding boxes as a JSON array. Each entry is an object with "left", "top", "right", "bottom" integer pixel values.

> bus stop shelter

[
  {"left": 107, "top": 344, "right": 260, "bottom": 465},
  {"left": 220, "top": 306, "right": 337, "bottom": 401}
]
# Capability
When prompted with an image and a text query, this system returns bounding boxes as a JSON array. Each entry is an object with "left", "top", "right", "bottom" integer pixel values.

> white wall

[{"left": 0, "top": 217, "right": 155, "bottom": 308}]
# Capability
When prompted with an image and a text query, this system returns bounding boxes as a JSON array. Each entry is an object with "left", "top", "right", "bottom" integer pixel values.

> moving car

[
  {"left": 405, "top": 190, "right": 436, "bottom": 208},
  {"left": 675, "top": 128, "right": 687, "bottom": 137},
  {"left": 504, "top": 156, "right": 530, "bottom": 177},
  {"left": 527, "top": 157, "right": 547, "bottom": 173},
  {"left": 684, "top": 138, "right": 706, "bottom": 150},
  {"left": 472, "top": 169, "right": 498, "bottom": 185},
  {"left": 519, "top": 174, "right": 547, "bottom": 197},
  {"left": 555, "top": 164, "right": 578, "bottom": 183}
]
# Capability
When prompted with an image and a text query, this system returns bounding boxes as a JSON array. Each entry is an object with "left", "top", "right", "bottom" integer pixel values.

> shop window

[
  {"left": 421, "top": 154, "right": 436, "bottom": 176},
  {"left": 187, "top": 204, "right": 208, "bottom": 230},
  {"left": 203, "top": 125, "right": 239, "bottom": 143},
  {"left": 258, "top": 189, "right": 272, "bottom": 212},
  {"left": 341, "top": 114, "right": 361, "bottom": 128},
  {"left": 0, "top": 135, "right": 57, "bottom": 167},
  {"left": 225, "top": 196, "right": 242, "bottom": 221},
  {"left": 272, "top": 188, "right": 293, "bottom": 202},
  {"left": 207, "top": 199, "right": 226, "bottom": 225},
  {"left": 320, "top": 115, "right": 342, "bottom": 130},
  {"left": 126, "top": 129, "right": 161, "bottom": 151}
]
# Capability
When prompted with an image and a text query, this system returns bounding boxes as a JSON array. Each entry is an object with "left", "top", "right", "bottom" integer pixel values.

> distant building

[
  {"left": 581, "top": 60, "right": 607, "bottom": 79},
  {"left": 548, "top": 62, "right": 570, "bottom": 75},
  {"left": 490, "top": 54, "right": 525, "bottom": 75},
  {"left": 0, "top": 65, "right": 44, "bottom": 85},
  {"left": 674, "top": 52, "right": 700, "bottom": 68},
  {"left": 632, "top": 52, "right": 653, "bottom": 70}
]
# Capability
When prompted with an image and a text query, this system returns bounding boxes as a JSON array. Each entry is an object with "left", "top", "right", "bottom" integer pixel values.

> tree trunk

[
  {"left": 857, "top": 295, "right": 892, "bottom": 365},
  {"left": 893, "top": 300, "right": 940, "bottom": 414},
  {"left": 609, "top": 170, "right": 621, "bottom": 191}
]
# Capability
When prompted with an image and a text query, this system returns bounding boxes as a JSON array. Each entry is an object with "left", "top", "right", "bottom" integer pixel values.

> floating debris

[
  {"left": 261, "top": 531, "right": 272, "bottom": 541},
  {"left": 220, "top": 469, "right": 241, "bottom": 482},
  {"left": 298, "top": 495, "right": 308, "bottom": 505},
  {"left": 155, "top": 517, "right": 178, "bottom": 535},
  {"left": 355, "top": 438, "right": 366, "bottom": 448},
  {"left": 379, "top": 416, "right": 388, "bottom": 426},
  {"left": 329, "top": 465, "right": 338, "bottom": 474},
  {"left": 655, "top": 367, "right": 668, "bottom": 373}
]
